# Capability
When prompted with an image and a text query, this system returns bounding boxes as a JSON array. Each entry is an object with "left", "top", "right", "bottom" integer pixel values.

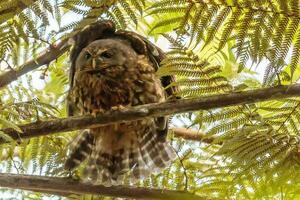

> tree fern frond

[
  {"left": 150, "top": 16, "right": 182, "bottom": 34},
  {"left": 30, "top": 1, "right": 50, "bottom": 26},
  {"left": 189, "top": 3, "right": 205, "bottom": 43},
  {"left": 178, "top": 2, "right": 194, "bottom": 35},
  {"left": 119, "top": 0, "right": 138, "bottom": 25},
  {"left": 235, "top": 9, "right": 254, "bottom": 59},
  {"left": 200, "top": 107, "right": 242, "bottom": 123},
  {"left": 18, "top": 12, "right": 39, "bottom": 37},
  {"left": 147, "top": 5, "right": 187, "bottom": 15},
  {"left": 129, "top": 0, "right": 144, "bottom": 15},
  {"left": 168, "top": 76, "right": 228, "bottom": 88},
  {"left": 258, "top": 100, "right": 300, "bottom": 135},
  {"left": 205, "top": 7, "right": 231, "bottom": 45},
  {"left": 201, "top": 128, "right": 300, "bottom": 197},
  {"left": 194, "top": 4, "right": 219, "bottom": 46},
  {"left": 30, "top": 137, "right": 40, "bottom": 173},
  {"left": 218, "top": 8, "right": 242, "bottom": 50},
  {"left": 178, "top": 84, "right": 233, "bottom": 97},
  {"left": 148, "top": 0, "right": 186, "bottom": 9},
  {"left": 279, "top": 17, "right": 299, "bottom": 61},
  {"left": 39, "top": 0, "right": 53, "bottom": 13},
  {"left": 207, "top": 117, "right": 249, "bottom": 136},
  {"left": 290, "top": 31, "right": 300, "bottom": 78},
  {"left": 112, "top": 4, "right": 127, "bottom": 29}
]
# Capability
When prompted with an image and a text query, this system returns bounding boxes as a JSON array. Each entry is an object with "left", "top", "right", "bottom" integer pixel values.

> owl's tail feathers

[
  {"left": 138, "top": 126, "right": 176, "bottom": 173},
  {"left": 64, "top": 130, "right": 94, "bottom": 171},
  {"left": 83, "top": 126, "right": 176, "bottom": 186}
]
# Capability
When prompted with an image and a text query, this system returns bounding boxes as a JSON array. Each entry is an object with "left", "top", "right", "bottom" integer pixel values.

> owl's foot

[
  {"left": 111, "top": 105, "right": 129, "bottom": 112},
  {"left": 91, "top": 108, "right": 105, "bottom": 117}
]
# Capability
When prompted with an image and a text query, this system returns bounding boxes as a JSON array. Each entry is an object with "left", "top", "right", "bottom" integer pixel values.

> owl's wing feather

[{"left": 64, "top": 130, "right": 95, "bottom": 170}]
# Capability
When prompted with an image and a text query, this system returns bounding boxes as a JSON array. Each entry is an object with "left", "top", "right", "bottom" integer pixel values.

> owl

[{"left": 65, "top": 21, "right": 177, "bottom": 185}]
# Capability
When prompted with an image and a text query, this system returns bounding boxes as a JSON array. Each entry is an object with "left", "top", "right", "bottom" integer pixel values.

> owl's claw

[
  {"left": 111, "top": 105, "right": 128, "bottom": 111},
  {"left": 91, "top": 109, "right": 105, "bottom": 117}
]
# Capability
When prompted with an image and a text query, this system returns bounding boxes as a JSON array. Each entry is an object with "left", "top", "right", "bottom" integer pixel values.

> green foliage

[
  {"left": 148, "top": 0, "right": 300, "bottom": 83},
  {"left": 0, "top": 0, "right": 300, "bottom": 199}
]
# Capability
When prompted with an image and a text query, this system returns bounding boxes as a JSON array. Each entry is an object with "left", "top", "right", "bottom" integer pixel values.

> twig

[
  {"left": 170, "top": 127, "right": 220, "bottom": 144},
  {"left": 173, "top": 148, "right": 190, "bottom": 191}
]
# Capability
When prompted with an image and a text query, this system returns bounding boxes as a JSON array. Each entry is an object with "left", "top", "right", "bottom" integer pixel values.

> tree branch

[
  {"left": 0, "top": 39, "right": 70, "bottom": 88},
  {"left": 0, "top": 173, "right": 202, "bottom": 199},
  {"left": 170, "top": 128, "right": 220, "bottom": 144},
  {"left": 0, "top": 0, "right": 67, "bottom": 88},
  {"left": 1, "top": 84, "right": 300, "bottom": 143},
  {"left": 0, "top": 2, "right": 117, "bottom": 89}
]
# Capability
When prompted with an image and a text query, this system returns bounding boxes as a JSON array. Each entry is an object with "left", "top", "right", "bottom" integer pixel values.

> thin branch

[
  {"left": 0, "top": 1, "right": 66, "bottom": 88},
  {"left": 1, "top": 84, "right": 300, "bottom": 143},
  {"left": 0, "top": 39, "right": 70, "bottom": 88},
  {"left": 170, "top": 127, "right": 220, "bottom": 144},
  {"left": 0, "top": 173, "right": 202, "bottom": 200},
  {"left": 173, "top": 149, "right": 189, "bottom": 191},
  {"left": 0, "top": 2, "right": 118, "bottom": 89}
]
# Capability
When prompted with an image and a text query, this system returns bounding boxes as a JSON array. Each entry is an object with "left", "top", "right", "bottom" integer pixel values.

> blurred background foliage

[{"left": 0, "top": 0, "right": 300, "bottom": 199}]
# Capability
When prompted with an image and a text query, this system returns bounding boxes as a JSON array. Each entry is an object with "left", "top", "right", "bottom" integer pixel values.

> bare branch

[
  {"left": 170, "top": 128, "right": 220, "bottom": 144},
  {"left": 0, "top": 39, "right": 70, "bottom": 88},
  {"left": 1, "top": 84, "right": 300, "bottom": 143},
  {"left": 0, "top": 173, "right": 202, "bottom": 199}
]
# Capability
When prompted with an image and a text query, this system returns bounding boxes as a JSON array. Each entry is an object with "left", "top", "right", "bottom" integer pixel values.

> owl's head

[{"left": 75, "top": 38, "right": 138, "bottom": 74}]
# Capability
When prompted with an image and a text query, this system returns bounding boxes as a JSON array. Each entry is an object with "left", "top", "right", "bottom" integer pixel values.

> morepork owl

[{"left": 65, "top": 21, "right": 177, "bottom": 185}]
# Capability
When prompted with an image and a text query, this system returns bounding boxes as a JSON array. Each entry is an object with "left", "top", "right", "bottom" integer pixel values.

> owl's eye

[
  {"left": 101, "top": 51, "right": 113, "bottom": 59},
  {"left": 85, "top": 52, "right": 91, "bottom": 60}
]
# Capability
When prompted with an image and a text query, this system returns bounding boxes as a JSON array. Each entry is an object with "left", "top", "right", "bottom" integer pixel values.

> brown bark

[
  {"left": 0, "top": 173, "right": 202, "bottom": 200},
  {"left": 1, "top": 84, "right": 300, "bottom": 144}
]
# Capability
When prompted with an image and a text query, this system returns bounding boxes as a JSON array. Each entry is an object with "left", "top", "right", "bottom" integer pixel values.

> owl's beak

[
  {"left": 92, "top": 58, "right": 103, "bottom": 69},
  {"left": 92, "top": 59, "right": 96, "bottom": 69}
]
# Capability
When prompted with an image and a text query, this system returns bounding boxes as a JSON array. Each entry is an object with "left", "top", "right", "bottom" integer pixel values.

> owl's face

[{"left": 75, "top": 39, "right": 138, "bottom": 76}]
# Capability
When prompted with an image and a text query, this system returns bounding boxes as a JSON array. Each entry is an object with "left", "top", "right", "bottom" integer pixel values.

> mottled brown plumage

[{"left": 65, "top": 21, "right": 176, "bottom": 185}]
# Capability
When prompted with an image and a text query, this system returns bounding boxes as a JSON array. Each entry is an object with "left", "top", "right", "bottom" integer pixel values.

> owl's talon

[
  {"left": 111, "top": 105, "right": 127, "bottom": 111},
  {"left": 91, "top": 109, "right": 105, "bottom": 117}
]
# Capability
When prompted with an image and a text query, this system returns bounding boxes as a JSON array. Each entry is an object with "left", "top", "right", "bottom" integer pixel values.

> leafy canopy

[{"left": 0, "top": 0, "right": 300, "bottom": 199}]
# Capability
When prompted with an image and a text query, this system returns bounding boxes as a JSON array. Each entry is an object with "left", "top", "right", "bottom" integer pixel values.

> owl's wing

[{"left": 67, "top": 21, "right": 115, "bottom": 116}]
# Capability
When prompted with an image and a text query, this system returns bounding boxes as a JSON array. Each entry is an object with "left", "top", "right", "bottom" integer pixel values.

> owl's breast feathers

[{"left": 69, "top": 55, "right": 164, "bottom": 114}]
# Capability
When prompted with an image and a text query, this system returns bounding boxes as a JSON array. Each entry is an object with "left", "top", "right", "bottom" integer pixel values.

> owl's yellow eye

[
  {"left": 101, "top": 51, "right": 113, "bottom": 59},
  {"left": 85, "top": 52, "right": 91, "bottom": 60}
]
